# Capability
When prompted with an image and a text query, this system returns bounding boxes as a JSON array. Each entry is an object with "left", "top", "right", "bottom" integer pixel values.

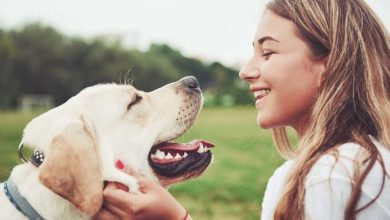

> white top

[{"left": 261, "top": 138, "right": 390, "bottom": 220}]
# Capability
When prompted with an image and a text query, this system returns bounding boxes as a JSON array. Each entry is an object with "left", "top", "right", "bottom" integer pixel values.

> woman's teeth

[{"left": 254, "top": 89, "right": 270, "bottom": 99}]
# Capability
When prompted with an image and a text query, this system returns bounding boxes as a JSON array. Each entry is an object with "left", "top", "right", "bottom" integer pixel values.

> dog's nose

[{"left": 180, "top": 76, "right": 200, "bottom": 90}]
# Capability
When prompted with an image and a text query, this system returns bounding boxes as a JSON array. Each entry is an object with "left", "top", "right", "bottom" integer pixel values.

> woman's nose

[{"left": 239, "top": 59, "right": 260, "bottom": 81}]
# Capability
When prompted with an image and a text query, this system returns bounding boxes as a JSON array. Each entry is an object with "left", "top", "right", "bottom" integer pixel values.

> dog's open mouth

[{"left": 148, "top": 140, "right": 214, "bottom": 178}]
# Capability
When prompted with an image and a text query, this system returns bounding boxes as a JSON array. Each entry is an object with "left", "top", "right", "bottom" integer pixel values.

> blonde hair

[{"left": 266, "top": 0, "right": 390, "bottom": 219}]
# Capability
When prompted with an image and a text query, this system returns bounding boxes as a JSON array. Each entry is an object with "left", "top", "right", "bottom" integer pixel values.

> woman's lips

[
  {"left": 253, "top": 89, "right": 271, "bottom": 99},
  {"left": 254, "top": 90, "right": 270, "bottom": 108}
]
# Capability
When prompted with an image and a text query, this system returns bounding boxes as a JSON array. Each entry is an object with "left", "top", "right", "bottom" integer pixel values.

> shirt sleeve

[
  {"left": 304, "top": 143, "right": 365, "bottom": 220},
  {"left": 261, "top": 160, "right": 294, "bottom": 220},
  {"left": 305, "top": 175, "right": 352, "bottom": 219},
  {"left": 262, "top": 140, "right": 390, "bottom": 220}
]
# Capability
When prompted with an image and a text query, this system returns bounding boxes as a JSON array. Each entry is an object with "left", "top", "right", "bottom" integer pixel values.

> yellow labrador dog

[{"left": 0, "top": 76, "right": 214, "bottom": 220}]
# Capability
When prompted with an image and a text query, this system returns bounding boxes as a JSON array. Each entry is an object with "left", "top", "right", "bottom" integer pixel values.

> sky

[{"left": 0, "top": 0, "right": 389, "bottom": 67}]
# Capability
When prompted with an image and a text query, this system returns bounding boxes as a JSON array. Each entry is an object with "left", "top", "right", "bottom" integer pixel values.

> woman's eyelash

[
  {"left": 127, "top": 94, "right": 143, "bottom": 110},
  {"left": 261, "top": 50, "right": 274, "bottom": 57}
]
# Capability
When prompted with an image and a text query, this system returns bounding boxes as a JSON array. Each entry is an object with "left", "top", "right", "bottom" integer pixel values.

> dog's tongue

[{"left": 157, "top": 140, "right": 215, "bottom": 151}]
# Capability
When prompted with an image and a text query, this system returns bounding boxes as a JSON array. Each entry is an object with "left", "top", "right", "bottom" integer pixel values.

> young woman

[
  {"left": 93, "top": 0, "right": 390, "bottom": 219},
  {"left": 240, "top": 0, "right": 390, "bottom": 219}
]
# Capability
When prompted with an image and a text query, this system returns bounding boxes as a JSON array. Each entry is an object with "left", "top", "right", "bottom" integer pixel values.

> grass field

[{"left": 0, "top": 107, "right": 286, "bottom": 220}]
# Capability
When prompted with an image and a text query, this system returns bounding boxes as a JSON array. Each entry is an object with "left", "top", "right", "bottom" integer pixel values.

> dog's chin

[{"left": 148, "top": 140, "right": 214, "bottom": 186}]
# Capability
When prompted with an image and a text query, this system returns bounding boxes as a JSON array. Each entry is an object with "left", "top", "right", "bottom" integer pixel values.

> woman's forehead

[{"left": 254, "top": 10, "right": 299, "bottom": 45}]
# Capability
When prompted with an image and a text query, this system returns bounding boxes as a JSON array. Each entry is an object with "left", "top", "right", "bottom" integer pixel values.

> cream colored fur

[{"left": 0, "top": 78, "right": 202, "bottom": 219}]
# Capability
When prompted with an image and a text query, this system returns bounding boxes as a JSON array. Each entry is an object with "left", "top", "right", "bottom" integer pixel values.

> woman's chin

[
  {"left": 257, "top": 113, "right": 270, "bottom": 129},
  {"left": 257, "top": 112, "right": 281, "bottom": 129}
]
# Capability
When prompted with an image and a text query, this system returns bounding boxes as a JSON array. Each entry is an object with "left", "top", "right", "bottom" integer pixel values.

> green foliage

[
  {"left": 0, "top": 107, "right": 285, "bottom": 219},
  {"left": 0, "top": 23, "right": 253, "bottom": 109}
]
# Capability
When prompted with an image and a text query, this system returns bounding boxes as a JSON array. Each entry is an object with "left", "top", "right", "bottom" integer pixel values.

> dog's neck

[
  {"left": 7, "top": 163, "right": 89, "bottom": 220},
  {"left": 3, "top": 179, "right": 44, "bottom": 219}
]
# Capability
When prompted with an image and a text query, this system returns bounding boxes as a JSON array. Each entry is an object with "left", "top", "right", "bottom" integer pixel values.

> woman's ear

[{"left": 315, "top": 57, "right": 327, "bottom": 87}]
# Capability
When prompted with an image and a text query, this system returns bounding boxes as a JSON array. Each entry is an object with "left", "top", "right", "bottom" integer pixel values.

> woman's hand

[{"left": 93, "top": 164, "right": 190, "bottom": 220}]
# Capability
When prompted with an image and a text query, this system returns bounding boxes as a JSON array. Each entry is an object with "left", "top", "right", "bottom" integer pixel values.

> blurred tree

[
  {"left": 148, "top": 44, "right": 212, "bottom": 89},
  {"left": 0, "top": 29, "right": 19, "bottom": 108},
  {"left": 0, "top": 23, "right": 252, "bottom": 109}
]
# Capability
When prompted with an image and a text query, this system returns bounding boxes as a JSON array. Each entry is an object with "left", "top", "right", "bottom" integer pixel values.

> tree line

[{"left": 0, "top": 23, "right": 253, "bottom": 109}]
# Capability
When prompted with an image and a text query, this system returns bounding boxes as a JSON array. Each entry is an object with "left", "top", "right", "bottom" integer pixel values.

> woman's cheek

[
  {"left": 260, "top": 61, "right": 274, "bottom": 80},
  {"left": 260, "top": 62, "right": 268, "bottom": 77}
]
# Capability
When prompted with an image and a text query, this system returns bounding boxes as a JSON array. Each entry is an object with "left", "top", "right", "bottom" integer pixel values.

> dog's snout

[{"left": 180, "top": 76, "right": 200, "bottom": 90}]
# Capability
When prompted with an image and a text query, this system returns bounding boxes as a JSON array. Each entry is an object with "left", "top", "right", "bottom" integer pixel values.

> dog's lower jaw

[{"left": 5, "top": 164, "right": 91, "bottom": 220}]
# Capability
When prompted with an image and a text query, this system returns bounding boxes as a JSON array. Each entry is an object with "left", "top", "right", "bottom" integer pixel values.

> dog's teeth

[
  {"left": 197, "top": 143, "right": 205, "bottom": 153},
  {"left": 155, "top": 149, "right": 165, "bottom": 159},
  {"left": 183, "top": 152, "right": 188, "bottom": 158},
  {"left": 174, "top": 153, "right": 182, "bottom": 159},
  {"left": 166, "top": 153, "right": 173, "bottom": 159}
]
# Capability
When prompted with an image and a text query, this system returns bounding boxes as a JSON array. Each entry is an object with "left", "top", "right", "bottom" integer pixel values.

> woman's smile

[
  {"left": 239, "top": 10, "right": 325, "bottom": 131},
  {"left": 253, "top": 89, "right": 271, "bottom": 109}
]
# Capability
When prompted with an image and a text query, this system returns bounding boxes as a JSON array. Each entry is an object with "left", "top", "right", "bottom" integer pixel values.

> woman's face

[{"left": 239, "top": 10, "right": 325, "bottom": 135}]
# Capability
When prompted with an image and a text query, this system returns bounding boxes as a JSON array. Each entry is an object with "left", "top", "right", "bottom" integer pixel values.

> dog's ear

[{"left": 38, "top": 116, "right": 103, "bottom": 216}]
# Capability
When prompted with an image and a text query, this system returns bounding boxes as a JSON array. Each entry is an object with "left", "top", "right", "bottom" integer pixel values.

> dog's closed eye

[{"left": 127, "top": 94, "right": 143, "bottom": 110}]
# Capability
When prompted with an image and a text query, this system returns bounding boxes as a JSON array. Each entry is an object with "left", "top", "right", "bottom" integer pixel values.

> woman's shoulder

[
  {"left": 263, "top": 160, "right": 295, "bottom": 193},
  {"left": 261, "top": 160, "right": 294, "bottom": 220},
  {"left": 264, "top": 160, "right": 294, "bottom": 195},
  {"left": 307, "top": 142, "right": 361, "bottom": 182},
  {"left": 304, "top": 138, "right": 390, "bottom": 219},
  {"left": 270, "top": 160, "right": 295, "bottom": 180},
  {"left": 306, "top": 137, "right": 390, "bottom": 186}
]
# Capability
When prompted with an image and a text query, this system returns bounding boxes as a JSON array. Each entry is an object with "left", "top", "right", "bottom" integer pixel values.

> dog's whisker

[{"left": 119, "top": 69, "right": 136, "bottom": 85}]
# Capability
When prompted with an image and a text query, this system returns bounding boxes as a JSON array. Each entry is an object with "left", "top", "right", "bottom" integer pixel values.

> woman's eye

[
  {"left": 127, "top": 94, "right": 143, "bottom": 110},
  {"left": 261, "top": 50, "right": 274, "bottom": 59}
]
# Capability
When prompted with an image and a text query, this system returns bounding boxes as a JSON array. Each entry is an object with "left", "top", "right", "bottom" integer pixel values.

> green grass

[
  {"left": 0, "top": 111, "right": 43, "bottom": 178},
  {"left": 0, "top": 107, "right": 285, "bottom": 220}
]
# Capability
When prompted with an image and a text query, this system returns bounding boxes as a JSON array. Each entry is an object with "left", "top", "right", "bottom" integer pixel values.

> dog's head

[{"left": 20, "top": 76, "right": 214, "bottom": 215}]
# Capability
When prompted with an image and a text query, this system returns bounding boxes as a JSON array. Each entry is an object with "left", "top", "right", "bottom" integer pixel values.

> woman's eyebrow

[
  {"left": 252, "top": 36, "right": 280, "bottom": 48},
  {"left": 258, "top": 36, "right": 280, "bottom": 45}
]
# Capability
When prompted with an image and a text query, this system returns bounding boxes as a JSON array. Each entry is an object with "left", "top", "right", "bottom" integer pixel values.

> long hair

[{"left": 266, "top": 0, "right": 390, "bottom": 219}]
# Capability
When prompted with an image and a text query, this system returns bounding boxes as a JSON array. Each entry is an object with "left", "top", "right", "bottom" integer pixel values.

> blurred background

[{"left": 0, "top": 0, "right": 389, "bottom": 219}]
